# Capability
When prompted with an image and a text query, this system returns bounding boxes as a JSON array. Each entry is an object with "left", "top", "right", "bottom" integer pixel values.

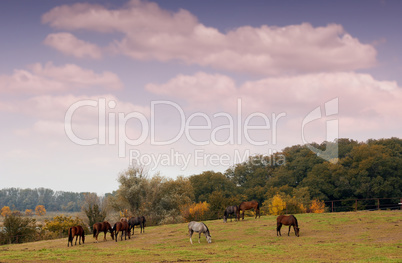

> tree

[
  {"left": 82, "top": 193, "right": 106, "bottom": 231},
  {"left": 1, "top": 206, "right": 11, "bottom": 217},
  {"left": 310, "top": 199, "right": 325, "bottom": 213},
  {"left": 35, "top": 205, "right": 46, "bottom": 216},
  {"left": 190, "top": 171, "right": 236, "bottom": 202},
  {"left": 266, "top": 194, "right": 286, "bottom": 215},
  {"left": 25, "top": 209, "right": 33, "bottom": 216},
  {"left": 1, "top": 214, "right": 37, "bottom": 244}
]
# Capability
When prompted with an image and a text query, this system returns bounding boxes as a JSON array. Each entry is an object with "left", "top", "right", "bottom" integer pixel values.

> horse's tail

[
  {"left": 68, "top": 227, "right": 73, "bottom": 243},
  {"left": 93, "top": 225, "right": 97, "bottom": 237}
]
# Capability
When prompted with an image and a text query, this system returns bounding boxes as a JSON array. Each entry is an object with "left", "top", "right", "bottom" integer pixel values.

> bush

[
  {"left": 310, "top": 199, "right": 325, "bottom": 213},
  {"left": 180, "top": 202, "right": 211, "bottom": 222},
  {"left": 44, "top": 215, "right": 87, "bottom": 237},
  {"left": 0, "top": 214, "right": 37, "bottom": 244}
]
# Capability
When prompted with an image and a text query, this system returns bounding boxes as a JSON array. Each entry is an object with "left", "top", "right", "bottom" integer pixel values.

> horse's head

[
  {"left": 295, "top": 227, "right": 300, "bottom": 237},
  {"left": 206, "top": 234, "right": 212, "bottom": 244}
]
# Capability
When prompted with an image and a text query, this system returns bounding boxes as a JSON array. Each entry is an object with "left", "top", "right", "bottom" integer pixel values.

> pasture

[{"left": 0, "top": 210, "right": 400, "bottom": 262}]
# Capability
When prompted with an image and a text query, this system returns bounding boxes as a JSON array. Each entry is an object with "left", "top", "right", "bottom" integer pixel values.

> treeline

[
  {"left": 1, "top": 138, "right": 401, "bottom": 221},
  {"left": 0, "top": 188, "right": 89, "bottom": 212},
  {"left": 203, "top": 137, "right": 402, "bottom": 203},
  {"left": 109, "top": 137, "right": 402, "bottom": 224}
]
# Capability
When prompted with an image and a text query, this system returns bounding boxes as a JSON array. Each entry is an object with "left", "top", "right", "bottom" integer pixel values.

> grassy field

[{"left": 0, "top": 210, "right": 400, "bottom": 262}]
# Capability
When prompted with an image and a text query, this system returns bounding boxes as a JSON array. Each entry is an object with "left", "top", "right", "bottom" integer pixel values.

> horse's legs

[
  {"left": 189, "top": 229, "right": 193, "bottom": 244},
  {"left": 277, "top": 223, "right": 282, "bottom": 236},
  {"left": 198, "top": 232, "right": 201, "bottom": 243},
  {"left": 288, "top": 225, "right": 291, "bottom": 236}
]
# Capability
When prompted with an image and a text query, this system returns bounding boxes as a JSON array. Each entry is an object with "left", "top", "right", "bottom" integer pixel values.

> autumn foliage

[
  {"left": 1, "top": 206, "right": 11, "bottom": 217},
  {"left": 35, "top": 205, "right": 46, "bottom": 216},
  {"left": 180, "top": 201, "right": 210, "bottom": 222},
  {"left": 310, "top": 199, "right": 325, "bottom": 213},
  {"left": 266, "top": 194, "right": 286, "bottom": 215}
]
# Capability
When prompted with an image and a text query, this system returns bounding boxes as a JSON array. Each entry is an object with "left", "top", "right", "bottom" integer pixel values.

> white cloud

[
  {"left": 0, "top": 62, "right": 123, "bottom": 94},
  {"left": 44, "top": 32, "right": 102, "bottom": 59},
  {"left": 42, "top": 0, "right": 377, "bottom": 75},
  {"left": 146, "top": 71, "right": 402, "bottom": 141}
]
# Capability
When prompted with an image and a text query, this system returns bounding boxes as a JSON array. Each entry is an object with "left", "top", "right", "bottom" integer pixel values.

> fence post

[
  {"left": 355, "top": 200, "right": 357, "bottom": 212},
  {"left": 377, "top": 199, "right": 380, "bottom": 210},
  {"left": 331, "top": 201, "right": 334, "bottom": 212}
]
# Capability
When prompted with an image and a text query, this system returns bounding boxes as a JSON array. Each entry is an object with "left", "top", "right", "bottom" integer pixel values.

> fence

[{"left": 324, "top": 197, "right": 402, "bottom": 212}]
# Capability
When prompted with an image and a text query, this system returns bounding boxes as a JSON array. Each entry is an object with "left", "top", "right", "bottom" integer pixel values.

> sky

[{"left": 0, "top": 0, "right": 401, "bottom": 194}]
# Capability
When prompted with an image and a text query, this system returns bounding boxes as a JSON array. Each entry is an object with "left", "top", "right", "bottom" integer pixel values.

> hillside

[{"left": 0, "top": 210, "right": 401, "bottom": 262}]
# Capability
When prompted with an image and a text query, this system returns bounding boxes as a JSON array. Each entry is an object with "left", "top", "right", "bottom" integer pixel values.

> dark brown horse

[
  {"left": 112, "top": 219, "right": 131, "bottom": 242},
  {"left": 237, "top": 201, "right": 260, "bottom": 220},
  {"left": 277, "top": 215, "right": 300, "bottom": 237},
  {"left": 93, "top": 221, "right": 114, "bottom": 242},
  {"left": 67, "top": 225, "right": 85, "bottom": 247},
  {"left": 128, "top": 216, "right": 146, "bottom": 235}
]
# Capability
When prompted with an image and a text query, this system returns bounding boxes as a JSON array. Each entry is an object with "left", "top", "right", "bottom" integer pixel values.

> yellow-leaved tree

[
  {"left": 310, "top": 199, "right": 325, "bottom": 213},
  {"left": 1, "top": 206, "right": 11, "bottom": 217},
  {"left": 268, "top": 194, "right": 286, "bottom": 215},
  {"left": 35, "top": 205, "right": 46, "bottom": 216},
  {"left": 180, "top": 201, "right": 210, "bottom": 222}
]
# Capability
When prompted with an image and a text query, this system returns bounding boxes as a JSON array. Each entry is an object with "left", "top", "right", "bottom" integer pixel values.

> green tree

[
  {"left": 82, "top": 193, "right": 106, "bottom": 231},
  {"left": 1, "top": 214, "right": 37, "bottom": 244}
]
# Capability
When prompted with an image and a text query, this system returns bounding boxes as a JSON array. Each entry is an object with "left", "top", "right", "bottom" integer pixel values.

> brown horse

[
  {"left": 237, "top": 201, "right": 260, "bottom": 220},
  {"left": 277, "top": 215, "right": 300, "bottom": 237},
  {"left": 68, "top": 225, "right": 85, "bottom": 247},
  {"left": 112, "top": 219, "right": 131, "bottom": 242},
  {"left": 93, "top": 221, "right": 114, "bottom": 242}
]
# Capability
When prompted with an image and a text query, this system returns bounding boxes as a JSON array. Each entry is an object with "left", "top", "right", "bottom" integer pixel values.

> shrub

[
  {"left": 310, "top": 199, "right": 325, "bottom": 213},
  {"left": 180, "top": 202, "right": 210, "bottom": 222},
  {"left": 44, "top": 215, "right": 87, "bottom": 237}
]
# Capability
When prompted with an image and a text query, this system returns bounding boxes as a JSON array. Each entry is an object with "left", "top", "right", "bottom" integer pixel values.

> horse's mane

[
  {"left": 290, "top": 215, "right": 298, "bottom": 226},
  {"left": 202, "top": 222, "right": 210, "bottom": 234}
]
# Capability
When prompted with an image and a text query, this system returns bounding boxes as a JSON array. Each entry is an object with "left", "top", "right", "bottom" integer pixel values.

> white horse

[{"left": 188, "top": 221, "right": 212, "bottom": 244}]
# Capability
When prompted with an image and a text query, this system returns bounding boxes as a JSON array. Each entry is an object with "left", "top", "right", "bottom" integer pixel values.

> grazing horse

[
  {"left": 237, "top": 201, "right": 260, "bottom": 220},
  {"left": 93, "top": 221, "right": 114, "bottom": 242},
  {"left": 223, "top": 205, "right": 239, "bottom": 223},
  {"left": 188, "top": 221, "right": 212, "bottom": 244},
  {"left": 128, "top": 216, "right": 146, "bottom": 235},
  {"left": 67, "top": 225, "right": 85, "bottom": 247},
  {"left": 112, "top": 220, "right": 131, "bottom": 242},
  {"left": 277, "top": 215, "right": 300, "bottom": 237}
]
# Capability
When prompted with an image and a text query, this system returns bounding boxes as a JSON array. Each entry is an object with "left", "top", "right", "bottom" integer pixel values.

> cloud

[
  {"left": 146, "top": 71, "right": 402, "bottom": 141},
  {"left": 42, "top": 0, "right": 377, "bottom": 75},
  {"left": 0, "top": 62, "right": 123, "bottom": 94},
  {"left": 44, "top": 32, "right": 102, "bottom": 59}
]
